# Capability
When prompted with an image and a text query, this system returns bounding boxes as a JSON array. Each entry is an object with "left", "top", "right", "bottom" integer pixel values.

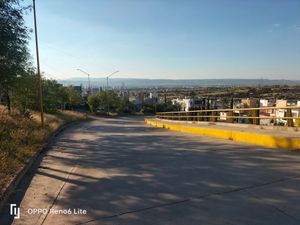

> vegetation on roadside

[
  {"left": 1, "top": 0, "right": 84, "bottom": 114},
  {"left": 1, "top": 0, "right": 31, "bottom": 111},
  {"left": 88, "top": 91, "right": 181, "bottom": 114},
  {"left": 141, "top": 102, "right": 181, "bottom": 114},
  {"left": 88, "top": 91, "right": 134, "bottom": 114},
  {"left": 0, "top": 107, "right": 86, "bottom": 196},
  {"left": 0, "top": 0, "right": 89, "bottom": 199},
  {"left": 9, "top": 71, "right": 84, "bottom": 114}
]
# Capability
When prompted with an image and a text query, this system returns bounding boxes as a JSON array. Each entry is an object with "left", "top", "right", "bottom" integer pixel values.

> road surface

[{"left": 1, "top": 116, "right": 300, "bottom": 225}]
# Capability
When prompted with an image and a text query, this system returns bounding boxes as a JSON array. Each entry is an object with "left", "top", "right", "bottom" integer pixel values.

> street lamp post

[
  {"left": 33, "top": 0, "right": 44, "bottom": 127},
  {"left": 76, "top": 69, "right": 91, "bottom": 95},
  {"left": 106, "top": 71, "right": 119, "bottom": 116}
]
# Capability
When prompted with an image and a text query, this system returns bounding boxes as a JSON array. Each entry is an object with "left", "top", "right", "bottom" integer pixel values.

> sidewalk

[{"left": 145, "top": 118, "right": 300, "bottom": 150}]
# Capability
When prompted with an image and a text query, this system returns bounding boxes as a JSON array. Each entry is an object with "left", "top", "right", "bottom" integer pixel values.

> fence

[{"left": 156, "top": 106, "right": 300, "bottom": 127}]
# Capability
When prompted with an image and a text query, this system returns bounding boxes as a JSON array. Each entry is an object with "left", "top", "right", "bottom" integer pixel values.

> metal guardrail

[{"left": 156, "top": 106, "right": 300, "bottom": 127}]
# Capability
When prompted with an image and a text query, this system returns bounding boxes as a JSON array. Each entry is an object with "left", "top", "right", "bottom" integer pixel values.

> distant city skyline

[{"left": 23, "top": 0, "right": 300, "bottom": 80}]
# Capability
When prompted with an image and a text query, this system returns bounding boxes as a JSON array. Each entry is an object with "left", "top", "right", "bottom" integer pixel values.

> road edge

[
  {"left": 0, "top": 120, "right": 86, "bottom": 211},
  {"left": 145, "top": 119, "right": 300, "bottom": 150}
]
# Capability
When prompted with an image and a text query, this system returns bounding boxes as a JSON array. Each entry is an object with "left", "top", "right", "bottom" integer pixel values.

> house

[{"left": 172, "top": 98, "right": 207, "bottom": 111}]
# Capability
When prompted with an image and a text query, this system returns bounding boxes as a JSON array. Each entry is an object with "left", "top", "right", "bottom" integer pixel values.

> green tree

[
  {"left": 12, "top": 75, "right": 84, "bottom": 113},
  {"left": 11, "top": 68, "right": 37, "bottom": 113},
  {"left": 64, "top": 86, "right": 82, "bottom": 108},
  {"left": 42, "top": 79, "right": 64, "bottom": 113},
  {"left": 155, "top": 102, "right": 180, "bottom": 112},
  {"left": 88, "top": 91, "right": 121, "bottom": 113},
  {"left": 0, "top": 0, "right": 30, "bottom": 111},
  {"left": 118, "top": 98, "right": 134, "bottom": 113},
  {"left": 87, "top": 94, "right": 101, "bottom": 113},
  {"left": 105, "top": 91, "right": 121, "bottom": 113},
  {"left": 189, "top": 91, "right": 196, "bottom": 98}
]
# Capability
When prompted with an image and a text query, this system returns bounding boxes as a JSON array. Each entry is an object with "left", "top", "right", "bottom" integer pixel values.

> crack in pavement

[{"left": 75, "top": 174, "right": 300, "bottom": 225}]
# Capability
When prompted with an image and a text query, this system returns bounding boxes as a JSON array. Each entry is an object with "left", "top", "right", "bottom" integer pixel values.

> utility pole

[{"left": 33, "top": 0, "right": 44, "bottom": 127}]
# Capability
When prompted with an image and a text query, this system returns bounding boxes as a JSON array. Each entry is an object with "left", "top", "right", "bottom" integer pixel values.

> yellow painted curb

[{"left": 145, "top": 119, "right": 300, "bottom": 150}]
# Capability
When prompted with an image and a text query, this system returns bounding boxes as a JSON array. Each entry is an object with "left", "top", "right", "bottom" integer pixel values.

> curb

[
  {"left": 145, "top": 119, "right": 300, "bottom": 150},
  {"left": 0, "top": 120, "right": 84, "bottom": 211}
]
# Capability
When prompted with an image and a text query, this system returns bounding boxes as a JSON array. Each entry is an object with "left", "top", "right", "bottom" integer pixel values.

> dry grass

[{"left": 0, "top": 106, "right": 86, "bottom": 196}]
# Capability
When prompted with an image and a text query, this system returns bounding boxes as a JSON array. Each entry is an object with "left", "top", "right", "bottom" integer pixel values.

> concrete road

[{"left": 1, "top": 116, "right": 300, "bottom": 225}]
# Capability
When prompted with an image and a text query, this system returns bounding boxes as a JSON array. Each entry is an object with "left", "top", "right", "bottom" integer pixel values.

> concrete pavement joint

[
  {"left": 75, "top": 174, "right": 300, "bottom": 225},
  {"left": 244, "top": 189, "right": 300, "bottom": 223},
  {"left": 39, "top": 165, "right": 78, "bottom": 225}
]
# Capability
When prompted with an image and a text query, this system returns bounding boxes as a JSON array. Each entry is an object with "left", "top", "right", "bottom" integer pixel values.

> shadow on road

[{"left": 2, "top": 116, "right": 300, "bottom": 225}]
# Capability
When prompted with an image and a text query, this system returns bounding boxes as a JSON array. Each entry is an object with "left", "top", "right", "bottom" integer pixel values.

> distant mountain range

[{"left": 58, "top": 78, "right": 300, "bottom": 88}]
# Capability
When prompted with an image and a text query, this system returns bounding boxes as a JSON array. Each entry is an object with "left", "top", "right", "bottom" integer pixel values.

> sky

[{"left": 22, "top": 0, "right": 300, "bottom": 80}]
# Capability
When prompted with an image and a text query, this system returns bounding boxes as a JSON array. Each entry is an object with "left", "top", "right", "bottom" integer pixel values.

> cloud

[
  {"left": 273, "top": 23, "right": 281, "bottom": 27},
  {"left": 295, "top": 25, "right": 300, "bottom": 32}
]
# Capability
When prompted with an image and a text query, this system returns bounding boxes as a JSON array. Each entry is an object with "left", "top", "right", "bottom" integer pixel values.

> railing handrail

[
  {"left": 157, "top": 115, "right": 297, "bottom": 119},
  {"left": 156, "top": 106, "right": 300, "bottom": 115}
]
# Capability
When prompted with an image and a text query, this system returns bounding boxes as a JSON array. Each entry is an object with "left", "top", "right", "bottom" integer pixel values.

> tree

[
  {"left": 42, "top": 80, "right": 80, "bottom": 112},
  {"left": 87, "top": 94, "right": 101, "bottom": 113},
  {"left": 155, "top": 102, "right": 180, "bottom": 112},
  {"left": 41, "top": 80, "right": 59, "bottom": 112},
  {"left": 88, "top": 91, "right": 121, "bottom": 113},
  {"left": 11, "top": 68, "right": 37, "bottom": 113},
  {"left": 0, "top": 0, "right": 30, "bottom": 111},
  {"left": 64, "top": 86, "right": 82, "bottom": 108},
  {"left": 108, "top": 91, "right": 121, "bottom": 111},
  {"left": 189, "top": 91, "right": 196, "bottom": 98}
]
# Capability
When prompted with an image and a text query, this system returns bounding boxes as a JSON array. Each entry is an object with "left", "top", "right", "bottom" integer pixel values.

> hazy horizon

[
  {"left": 61, "top": 77, "right": 300, "bottom": 81},
  {"left": 58, "top": 77, "right": 300, "bottom": 88},
  {"left": 23, "top": 0, "right": 300, "bottom": 80}
]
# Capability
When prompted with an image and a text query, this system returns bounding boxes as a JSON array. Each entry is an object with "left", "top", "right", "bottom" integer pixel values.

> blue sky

[{"left": 23, "top": 0, "right": 300, "bottom": 80}]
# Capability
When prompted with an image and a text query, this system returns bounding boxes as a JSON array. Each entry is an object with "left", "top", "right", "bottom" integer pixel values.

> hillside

[{"left": 0, "top": 107, "right": 86, "bottom": 198}]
